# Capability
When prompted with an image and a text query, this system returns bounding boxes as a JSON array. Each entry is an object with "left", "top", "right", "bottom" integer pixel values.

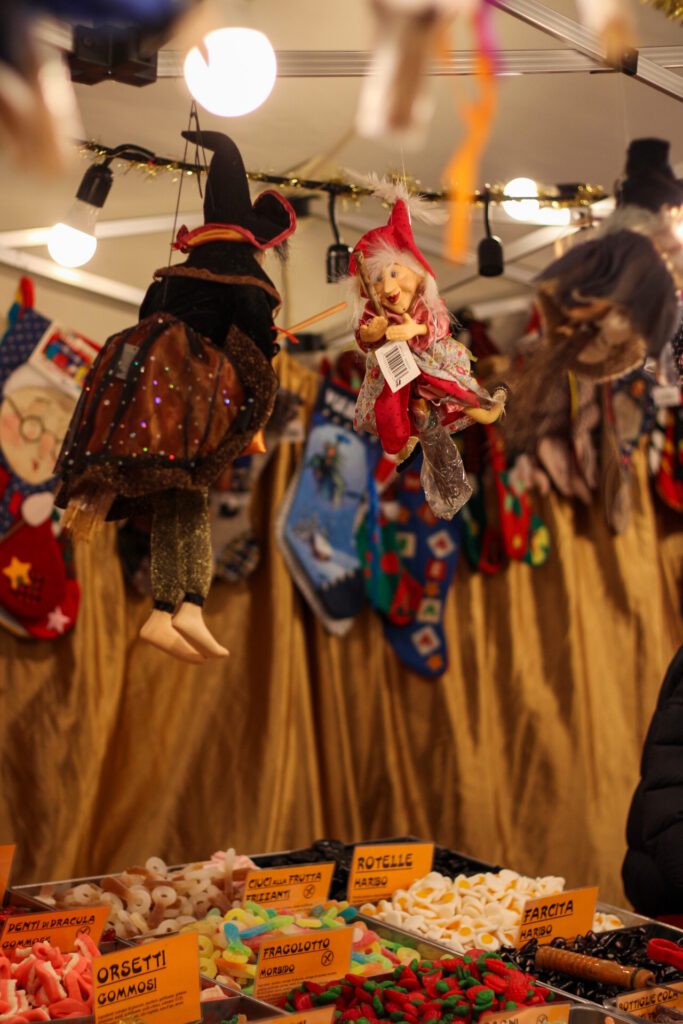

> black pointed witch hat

[{"left": 181, "top": 129, "right": 296, "bottom": 248}]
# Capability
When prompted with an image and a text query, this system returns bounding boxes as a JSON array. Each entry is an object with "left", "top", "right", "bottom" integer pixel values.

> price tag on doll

[{"left": 375, "top": 341, "right": 420, "bottom": 394}]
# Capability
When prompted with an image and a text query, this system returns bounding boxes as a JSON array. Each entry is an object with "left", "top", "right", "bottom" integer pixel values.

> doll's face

[
  {"left": 373, "top": 262, "right": 423, "bottom": 314},
  {"left": 0, "top": 386, "right": 74, "bottom": 484}
]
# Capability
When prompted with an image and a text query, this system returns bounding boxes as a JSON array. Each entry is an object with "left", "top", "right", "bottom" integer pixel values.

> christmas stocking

[
  {"left": 379, "top": 456, "right": 463, "bottom": 679},
  {"left": 355, "top": 460, "right": 423, "bottom": 625},
  {"left": 277, "top": 376, "right": 379, "bottom": 635},
  {"left": 654, "top": 403, "right": 683, "bottom": 512},
  {"left": 601, "top": 371, "right": 656, "bottom": 532},
  {"left": 0, "top": 281, "right": 98, "bottom": 638}
]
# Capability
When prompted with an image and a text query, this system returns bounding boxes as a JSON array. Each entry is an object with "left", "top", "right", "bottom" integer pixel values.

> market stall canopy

[{"left": 0, "top": 0, "right": 680, "bottom": 342}]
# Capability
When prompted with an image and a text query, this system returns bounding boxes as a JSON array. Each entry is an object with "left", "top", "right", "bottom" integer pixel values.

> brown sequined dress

[{"left": 55, "top": 262, "right": 280, "bottom": 528}]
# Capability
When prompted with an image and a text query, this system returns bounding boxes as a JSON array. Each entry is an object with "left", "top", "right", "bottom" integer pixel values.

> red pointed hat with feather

[
  {"left": 350, "top": 198, "right": 435, "bottom": 278},
  {"left": 348, "top": 177, "right": 443, "bottom": 279}
]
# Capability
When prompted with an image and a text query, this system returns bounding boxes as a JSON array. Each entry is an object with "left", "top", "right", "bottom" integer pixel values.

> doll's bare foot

[
  {"left": 468, "top": 387, "right": 508, "bottom": 425},
  {"left": 173, "top": 602, "right": 229, "bottom": 659},
  {"left": 397, "top": 436, "right": 419, "bottom": 463},
  {"left": 140, "top": 610, "right": 206, "bottom": 664}
]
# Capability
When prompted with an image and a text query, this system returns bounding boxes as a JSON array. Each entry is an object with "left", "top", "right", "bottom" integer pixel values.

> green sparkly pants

[{"left": 150, "top": 488, "right": 212, "bottom": 611}]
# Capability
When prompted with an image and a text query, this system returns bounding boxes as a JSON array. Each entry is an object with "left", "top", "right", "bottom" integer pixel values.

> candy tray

[
  {"left": 357, "top": 913, "right": 597, "bottom": 1010},
  {"left": 9, "top": 836, "right": 498, "bottom": 921}
]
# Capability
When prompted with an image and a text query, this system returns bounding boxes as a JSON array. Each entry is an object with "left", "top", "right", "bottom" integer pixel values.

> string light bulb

[
  {"left": 47, "top": 162, "right": 113, "bottom": 268},
  {"left": 503, "top": 177, "right": 571, "bottom": 226},
  {"left": 184, "top": 28, "right": 277, "bottom": 117}
]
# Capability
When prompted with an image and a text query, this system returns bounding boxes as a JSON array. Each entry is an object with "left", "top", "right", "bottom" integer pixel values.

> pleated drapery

[{"left": 0, "top": 354, "right": 681, "bottom": 904}]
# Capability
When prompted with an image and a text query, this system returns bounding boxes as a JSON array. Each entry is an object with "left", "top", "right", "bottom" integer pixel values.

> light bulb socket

[
  {"left": 478, "top": 235, "right": 504, "bottom": 277},
  {"left": 76, "top": 163, "right": 113, "bottom": 208},
  {"left": 326, "top": 244, "right": 352, "bottom": 283}
]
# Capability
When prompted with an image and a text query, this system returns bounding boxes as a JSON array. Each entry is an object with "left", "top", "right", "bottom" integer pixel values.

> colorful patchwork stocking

[{"left": 379, "top": 456, "right": 463, "bottom": 678}]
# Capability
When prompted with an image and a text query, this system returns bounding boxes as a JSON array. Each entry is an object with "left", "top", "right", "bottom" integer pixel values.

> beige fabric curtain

[{"left": 0, "top": 353, "right": 681, "bottom": 904}]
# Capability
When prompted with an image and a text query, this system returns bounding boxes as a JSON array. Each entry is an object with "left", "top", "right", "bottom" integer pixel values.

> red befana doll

[
  {"left": 56, "top": 131, "right": 296, "bottom": 664},
  {"left": 349, "top": 182, "right": 507, "bottom": 519}
]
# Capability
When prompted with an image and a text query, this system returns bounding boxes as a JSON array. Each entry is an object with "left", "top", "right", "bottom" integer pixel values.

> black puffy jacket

[{"left": 623, "top": 646, "right": 683, "bottom": 916}]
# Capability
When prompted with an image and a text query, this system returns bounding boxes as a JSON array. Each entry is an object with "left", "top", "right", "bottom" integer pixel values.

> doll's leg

[
  {"left": 374, "top": 382, "right": 412, "bottom": 455},
  {"left": 140, "top": 490, "right": 206, "bottom": 664},
  {"left": 172, "top": 489, "right": 229, "bottom": 659}
]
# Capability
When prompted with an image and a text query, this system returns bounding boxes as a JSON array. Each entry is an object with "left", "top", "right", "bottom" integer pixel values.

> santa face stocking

[
  {"left": 0, "top": 293, "right": 95, "bottom": 638},
  {"left": 277, "top": 376, "right": 379, "bottom": 634}
]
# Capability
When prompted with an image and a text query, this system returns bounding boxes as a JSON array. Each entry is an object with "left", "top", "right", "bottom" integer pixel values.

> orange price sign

[
  {"left": 347, "top": 843, "right": 434, "bottom": 904},
  {"left": 516, "top": 887, "right": 598, "bottom": 948},
  {"left": 614, "top": 982, "right": 683, "bottom": 1020},
  {"left": 243, "top": 863, "right": 334, "bottom": 912},
  {"left": 482, "top": 1004, "right": 572, "bottom": 1024},
  {"left": 261, "top": 1010, "right": 335, "bottom": 1024},
  {"left": 93, "top": 932, "right": 201, "bottom": 1024},
  {"left": 254, "top": 926, "right": 354, "bottom": 1003},
  {"left": 0, "top": 845, "right": 15, "bottom": 903},
  {"left": 0, "top": 906, "right": 109, "bottom": 953}
]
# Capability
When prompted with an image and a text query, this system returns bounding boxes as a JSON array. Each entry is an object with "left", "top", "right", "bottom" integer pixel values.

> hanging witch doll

[
  {"left": 509, "top": 137, "right": 683, "bottom": 442},
  {"left": 349, "top": 182, "right": 507, "bottom": 518},
  {"left": 55, "top": 130, "right": 296, "bottom": 663}
]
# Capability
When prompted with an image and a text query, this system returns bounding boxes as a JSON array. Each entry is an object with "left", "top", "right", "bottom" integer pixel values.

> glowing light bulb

[
  {"left": 47, "top": 224, "right": 97, "bottom": 267},
  {"left": 503, "top": 177, "right": 572, "bottom": 226},
  {"left": 503, "top": 177, "right": 540, "bottom": 222},
  {"left": 47, "top": 199, "right": 100, "bottom": 268},
  {"left": 184, "top": 28, "right": 277, "bottom": 117}
]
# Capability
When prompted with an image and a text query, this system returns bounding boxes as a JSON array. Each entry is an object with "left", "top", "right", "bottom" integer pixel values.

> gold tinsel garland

[
  {"left": 641, "top": 0, "right": 683, "bottom": 21},
  {"left": 78, "top": 141, "right": 606, "bottom": 210}
]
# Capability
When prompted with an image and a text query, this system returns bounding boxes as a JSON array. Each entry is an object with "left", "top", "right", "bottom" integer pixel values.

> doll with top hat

[
  {"left": 55, "top": 130, "right": 296, "bottom": 664},
  {"left": 349, "top": 182, "right": 507, "bottom": 518},
  {"left": 510, "top": 138, "right": 683, "bottom": 442}
]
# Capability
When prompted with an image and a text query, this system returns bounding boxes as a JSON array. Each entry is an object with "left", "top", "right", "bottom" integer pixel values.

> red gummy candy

[
  {"left": 504, "top": 971, "right": 532, "bottom": 1004},
  {"left": 48, "top": 998, "right": 90, "bottom": 1019}
]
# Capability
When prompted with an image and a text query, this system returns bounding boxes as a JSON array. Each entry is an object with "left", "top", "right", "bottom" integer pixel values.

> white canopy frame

[{"left": 11, "top": 1, "right": 683, "bottom": 317}]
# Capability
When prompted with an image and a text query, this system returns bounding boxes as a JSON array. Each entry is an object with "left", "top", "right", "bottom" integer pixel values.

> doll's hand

[
  {"left": 359, "top": 315, "right": 389, "bottom": 346},
  {"left": 386, "top": 313, "right": 427, "bottom": 342}
]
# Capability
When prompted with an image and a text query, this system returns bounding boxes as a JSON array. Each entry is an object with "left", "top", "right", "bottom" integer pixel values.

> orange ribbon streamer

[{"left": 444, "top": 21, "right": 497, "bottom": 263}]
